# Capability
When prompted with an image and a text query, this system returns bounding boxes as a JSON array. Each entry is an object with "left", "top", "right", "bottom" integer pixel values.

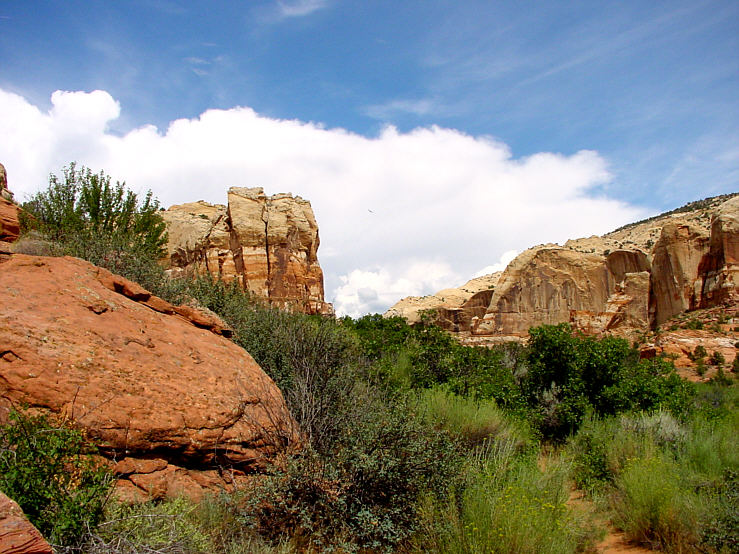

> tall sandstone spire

[{"left": 162, "top": 187, "right": 333, "bottom": 315}]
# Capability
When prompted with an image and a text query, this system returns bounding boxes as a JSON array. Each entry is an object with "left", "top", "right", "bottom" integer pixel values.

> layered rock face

[
  {"left": 162, "top": 187, "right": 332, "bottom": 315},
  {"left": 385, "top": 272, "right": 501, "bottom": 330},
  {"left": 388, "top": 195, "right": 738, "bottom": 342},
  {"left": 0, "top": 163, "right": 20, "bottom": 243},
  {"left": 471, "top": 248, "right": 651, "bottom": 339},
  {"left": 0, "top": 253, "right": 298, "bottom": 500},
  {"left": 471, "top": 195, "right": 738, "bottom": 340}
]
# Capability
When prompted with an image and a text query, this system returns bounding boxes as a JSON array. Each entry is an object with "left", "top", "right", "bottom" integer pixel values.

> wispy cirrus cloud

[
  {"left": 276, "top": 0, "right": 329, "bottom": 18},
  {"left": 363, "top": 97, "right": 440, "bottom": 120}
]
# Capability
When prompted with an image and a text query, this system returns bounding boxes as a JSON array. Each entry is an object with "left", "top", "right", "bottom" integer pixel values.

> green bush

[
  {"left": 711, "top": 350, "right": 726, "bottom": 366},
  {"left": 690, "top": 345, "right": 708, "bottom": 361},
  {"left": 21, "top": 163, "right": 172, "bottom": 295},
  {"left": 0, "top": 408, "right": 113, "bottom": 546},
  {"left": 611, "top": 454, "right": 703, "bottom": 551},
  {"left": 523, "top": 324, "right": 692, "bottom": 439},
  {"left": 700, "top": 469, "right": 739, "bottom": 553},
  {"left": 243, "top": 392, "right": 460, "bottom": 552}
]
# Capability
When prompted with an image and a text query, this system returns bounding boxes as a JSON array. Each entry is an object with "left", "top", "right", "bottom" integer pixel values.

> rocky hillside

[
  {"left": 162, "top": 187, "right": 333, "bottom": 315},
  {"left": 385, "top": 272, "right": 501, "bottom": 330},
  {"left": 387, "top": 194, "right": 738, "bottom": 344}
]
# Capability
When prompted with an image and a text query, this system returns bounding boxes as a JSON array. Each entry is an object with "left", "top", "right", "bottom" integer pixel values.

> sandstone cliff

[
  {"left": 388, "top": 194, "right": 738, "bottom": 342},
  {"left": 162, "top": 187, "right": 332, "bottom": 315},
  {"left": 0, "top": 163, "right": 19, "bottom": 244},
  {"left": 384, "top": 273, "right": 501, "bottom": 331},
  {"left": 0, "top": 253, "right": 299, "bottom": 501}
]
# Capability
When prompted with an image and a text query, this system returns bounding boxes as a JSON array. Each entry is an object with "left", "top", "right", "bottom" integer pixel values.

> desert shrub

[
  {"left": 186, "top": 276, "right": 362, "bottom": 455},
  {"left": 242, "top": 392, "right": 460, "bottom": 552},
  {"left": 415, "top": 442, "right": 595, "bottom": 553},
  {"left": 0, "top": 408, "right": 113, "bottom": 547},
  {"left": 700, "top": 469, "right": 739, "bottom": 553},
  {"left": 416, "top": 387, "right": 532, "bottom": 451},
  {"left": 686, "top": 319, "right": 704, "bottom": 330},
  {"left": 690, "top": 345, "right": 708, "bottom": 361},
  {"left": 697, "top": 358, "right": 708, "bottom": 376},
  {"left": 711, "top": 350, "right": 726, "bottom": 366},
  {"left": 85, "top": 497, "right": 212, "bottom": 553},
  {"left": 611, "top": 454, "right": 703, "bottom": 551}
]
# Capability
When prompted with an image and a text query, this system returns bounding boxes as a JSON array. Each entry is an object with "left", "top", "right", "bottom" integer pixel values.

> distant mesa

[
  {"left": 386, "top": 193, "right": 739, "bottom": 344},
  {"left": 162, "top": 187, "right": 333, "bottom": 316}
]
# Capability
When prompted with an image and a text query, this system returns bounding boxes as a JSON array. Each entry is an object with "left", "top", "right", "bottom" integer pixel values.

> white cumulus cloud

[{"left": 0, "top": 88, "right": 646, "bottom": 316}]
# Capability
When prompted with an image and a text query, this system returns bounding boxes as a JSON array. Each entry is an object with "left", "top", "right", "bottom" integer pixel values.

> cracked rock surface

[
  {"left": 162, "top": 186, "right": 333, "bottom": 315},
  {"left": 0, "top": 253, "right": 298, "bottom": 500}
]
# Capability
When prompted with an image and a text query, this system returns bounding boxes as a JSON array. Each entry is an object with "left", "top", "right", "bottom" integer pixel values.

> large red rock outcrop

[
  {"left": 698, "top": 196, "right": 739, "bottom": 308},
  {"left": 0, "top": 491, "right": 52, "bottom": 554},
  {"left": 650, "top": 222, "right": 710, "bottom": 326},
  {"left": 0, "top": 253, "right": 298, "bottom": 500},
  {"left": 162, "top": 187, "right": 332, "bottom": 315}
]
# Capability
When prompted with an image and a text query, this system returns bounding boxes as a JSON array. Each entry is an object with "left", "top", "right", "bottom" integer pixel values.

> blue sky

[{"left": 0, "top": 1, "right": 737, "bottom": 315}]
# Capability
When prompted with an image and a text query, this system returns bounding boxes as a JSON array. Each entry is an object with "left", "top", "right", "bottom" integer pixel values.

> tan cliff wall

[
  {"left": 0, "top": 163, "right": 20, "bottom": 244},
  {"left": 162, "top": 187, "right": 332, "bottom": 315},
  {"left": 388, "top": 194, "right": 738, "bottom": 342},
  {"left": 471, "top": 195, "right": 738, "bottom": 341}
]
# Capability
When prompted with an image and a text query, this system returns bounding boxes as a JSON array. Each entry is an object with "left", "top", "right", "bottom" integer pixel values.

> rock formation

[
  {"left": 0, "top": 253, "right": 299, "bottom": 500},
  {"left": 388, "top": 194, "right": 739, "bottom": 342},
  {"left": 0, "top": 491, "right": 52, "bottom": 554},
  {"left": 0, "top": 163, "right": 20, "bottom": 244},
  {"left": 162, "top": 187, "right": 332, "bottom": 315},
  {"left": 385, "top": 273, "right": 501, "bottom": 330}
]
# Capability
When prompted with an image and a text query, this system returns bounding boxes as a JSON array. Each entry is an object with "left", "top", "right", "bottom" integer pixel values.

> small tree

[
  {"left": 22, "top": 163, "right": 169, "bottom": 288},
  {"left": 0, "top": 409, "right": 112, "bottom": 546}
]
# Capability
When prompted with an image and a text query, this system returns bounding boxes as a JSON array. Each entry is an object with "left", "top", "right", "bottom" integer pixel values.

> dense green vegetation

[
  {"left": 4, "top": 166, "right": 737, "bottom": 552},
  {"left": 0, "top": 410, "right": 113, "bottom": 547}
]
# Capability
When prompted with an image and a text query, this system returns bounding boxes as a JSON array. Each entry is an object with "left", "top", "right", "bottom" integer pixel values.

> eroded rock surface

[
  {"left": 385, "top": 273, "right": 501, "bottom": 329},
  {"left": 162, "top": 187, "right": 332, "bottom": 315},
  {"left": 389, "top": 194, "right": 738, "bottom": 342},
  {"left": 0, "top": 163, "right": 19, "bottom": 244},
  {"left": 0, "top": 491, "right": 52, "bottom": 554},
  {"left": 0, "top": 254, "right": 298, "bottom": 500}
]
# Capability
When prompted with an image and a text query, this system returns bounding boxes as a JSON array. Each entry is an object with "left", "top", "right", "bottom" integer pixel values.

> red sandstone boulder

[
  {"left": 0, "top": 491, "right": 52, "bottom": 554},
  {"left": 0, "top": 254, "right": 298, "bottom": 500}
]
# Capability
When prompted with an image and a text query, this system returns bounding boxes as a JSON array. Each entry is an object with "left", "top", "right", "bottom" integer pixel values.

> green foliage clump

[
  {"left": 0, "top": 408, "right": 113, "bottom": 547},
  {"left": 416, "top": 388, "right": 532, "bottom": 451},
  {"left": 690, "top": 344, "right": 708, "bottom": 361},
  {"left": 415, "top": 441, "right": 596, "bottom": 554},
  {"left": 611, "top": 454, "right": 702, "bottom": 551},
  {"left": 523, "top": 324, "right": 693, "bottom": 439},
  {"left": 243, "top": 394, "right": 459, "bottom": 552},
  {"left": 21, "top": 163, "right": 172, "bottom": 294},
  {"left": 711, "top": 350, "right": 726, "bottom": 366}
]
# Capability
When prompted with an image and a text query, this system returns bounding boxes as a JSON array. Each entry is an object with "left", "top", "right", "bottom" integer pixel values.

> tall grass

[
  {"left": 611, "top": 454, "right": 703, "bottom": 551},
  {"left": 413, "top": 439, "right": 595, "bottom": 554},
  {"left": 416, "top": 388, "right": 532, "bottom": 451}
]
